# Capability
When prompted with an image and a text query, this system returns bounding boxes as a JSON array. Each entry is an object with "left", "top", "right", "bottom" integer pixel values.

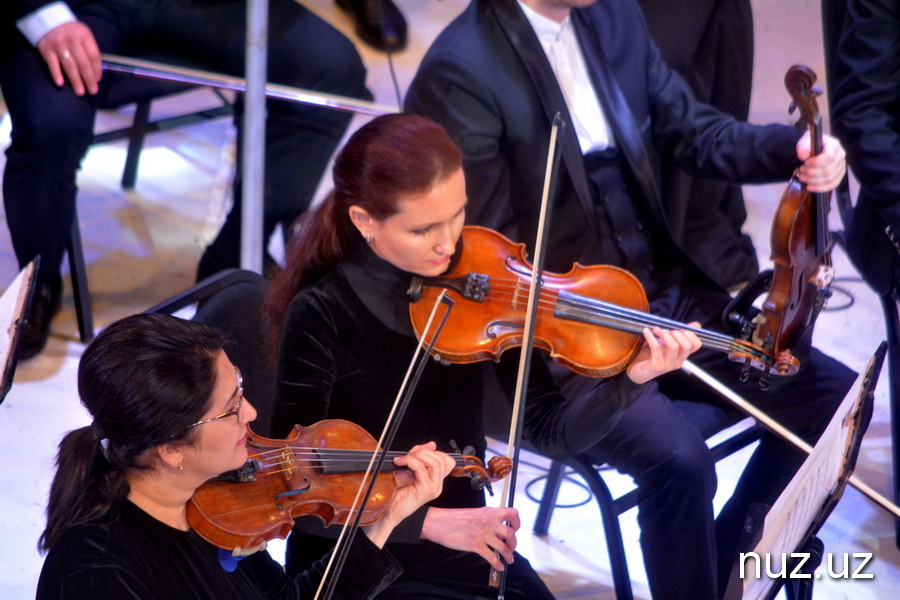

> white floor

[{"left": 1, "top": 1, "right": 898, "bottom": 598}]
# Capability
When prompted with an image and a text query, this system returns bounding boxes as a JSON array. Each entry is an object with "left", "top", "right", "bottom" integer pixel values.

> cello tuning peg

[
  {"left": 811, "top": 84, "right": 823, "bottom": 97},
  {"left": 788, "top": 100, "right": 798, "bottom": 115}
]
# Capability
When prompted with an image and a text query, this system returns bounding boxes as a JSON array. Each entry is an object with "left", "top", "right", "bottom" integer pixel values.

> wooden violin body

[
  {"left": 187, "top": 419, "right": 511, "bottom": 550},
  {"left": 750, "top": 65, "right": 833, "bottom": 383},
  {"left": 411, "top": 226, "right": 647, "bottom": 377},
  {"left": 409, "top": 227, "right": 776, "bottom": 378}
]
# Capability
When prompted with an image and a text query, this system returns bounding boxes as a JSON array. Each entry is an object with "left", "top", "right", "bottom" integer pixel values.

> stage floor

[{"left": 1, "top": 1, "right": 898, "bottom": 598}]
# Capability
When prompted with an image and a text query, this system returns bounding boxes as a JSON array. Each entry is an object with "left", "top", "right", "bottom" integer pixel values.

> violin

[
  {"left": 186, "top": 419, "right": 512, "bottom": 550},
  {"left": 408, "top": 226, "right": 776, "bottom": 378},
  {"left": 749, "top": 66, "right": 834, "bottom": 386}
]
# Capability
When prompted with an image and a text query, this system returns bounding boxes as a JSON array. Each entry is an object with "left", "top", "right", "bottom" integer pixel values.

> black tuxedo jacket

[
  {"left": 406, "top": 0, "right": 801, "bottom": 281},
  {"left": 830, "top": 0, "right": 900, "bottom": 296}
]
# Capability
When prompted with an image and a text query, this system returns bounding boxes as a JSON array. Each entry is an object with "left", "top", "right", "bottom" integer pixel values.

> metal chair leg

[
  {"left": 880, "top": 294, "right": 900, "bottom": 546},
  {"left": 67, "top": 216, "right": 94, "bottom": 343},
  {"left": 533, "top": 460, "right": 567, "bottom": 536},
  {"left": 121, "top": 100, "right": 151, "bottom": 189}
]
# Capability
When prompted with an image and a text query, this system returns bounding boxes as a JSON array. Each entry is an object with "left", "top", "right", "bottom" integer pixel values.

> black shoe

[
  {"left": 336, "top": 0, "right": 407, "bottom": 53},
  {"left": 19, "top": 279, "right": 62, "bottom": 360}
]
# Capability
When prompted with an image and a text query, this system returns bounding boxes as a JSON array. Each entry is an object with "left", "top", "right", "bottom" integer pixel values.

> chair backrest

[
  {"left": 146, "top": 270, "right": 275, "bottom": 436},
  {"left": 192, "top": 273, "right": 275, "bottom": 436}
]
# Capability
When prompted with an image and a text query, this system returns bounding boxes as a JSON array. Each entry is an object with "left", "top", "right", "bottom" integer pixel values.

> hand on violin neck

[
  {"left": 363, "top": 442, "right": 454, "bottom": 548},
  {"left": 796, "top": 132, "right": 847, "bottom": 193},
  {"left": 625, "top": 325, "right": 703, "bottom": 385},
  {"left": 420, "top": 506, "right": 519, "bottom": 571}
]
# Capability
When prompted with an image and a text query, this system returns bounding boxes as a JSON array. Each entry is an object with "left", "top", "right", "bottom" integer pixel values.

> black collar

[{"left": 340, "top": 246, "right": 416, "bottom": 336}]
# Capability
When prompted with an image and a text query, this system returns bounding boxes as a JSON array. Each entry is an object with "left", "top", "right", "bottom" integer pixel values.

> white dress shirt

[
  {"left": 519, "top": 1, "right": 614, "bottom": 154},
  {"left": 16, "top": 1, "right": 77, "bottom": 47}
]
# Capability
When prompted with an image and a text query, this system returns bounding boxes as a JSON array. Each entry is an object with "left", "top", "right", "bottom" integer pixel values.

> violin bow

[
  {"left": 490, "top": 114, "right": 566, "bottom": 597},
  {"left": 681, "top": 351, "right": 900, "bottom": 521},
  {"left": 316, "top": 291, "right": 455, "bottom": 600}
]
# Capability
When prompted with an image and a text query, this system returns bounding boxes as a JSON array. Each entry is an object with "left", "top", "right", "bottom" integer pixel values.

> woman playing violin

[
  {"left": 265, "top": 113, "right": 701, "bottom": 599},
  {"left": 36, "top": 313, "right": 454, "bottom": 600}
]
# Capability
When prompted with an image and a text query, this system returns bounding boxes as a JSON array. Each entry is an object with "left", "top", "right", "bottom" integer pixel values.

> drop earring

[{"left": 366, "top": 233, "right": 373, "bottom": 243}]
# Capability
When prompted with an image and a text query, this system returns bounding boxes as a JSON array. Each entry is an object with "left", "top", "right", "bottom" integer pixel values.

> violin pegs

[
  {"left": 739, "top": 361, "right": 751, "bottom": 383},
  {"left": 407, "top": 276, "right": 424, "bottom": 302},
  {"left": 758, "top": 370, "right": 772, "bottom": 391},
  {"left": 469, "top": 472, "right": 488, "bottom": 491}
]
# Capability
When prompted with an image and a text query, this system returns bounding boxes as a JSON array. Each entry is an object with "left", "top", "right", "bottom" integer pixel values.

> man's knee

[{"left": 9, "top": 112, "right": 93, "bottom": 169}]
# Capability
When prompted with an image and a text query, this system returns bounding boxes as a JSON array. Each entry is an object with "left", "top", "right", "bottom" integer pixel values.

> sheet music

[
  {"left": 738, "top": 358, "right": 870, "bottom": 599},
  {"left": 1, "top": 262, "right": 38, "bottom": 402}
]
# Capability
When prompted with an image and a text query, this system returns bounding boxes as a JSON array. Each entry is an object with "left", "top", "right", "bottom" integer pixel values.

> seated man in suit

[
  {"left": 1, "top": 0, "right": 369, "bottom": 359},
  {"left": 405, "top": 1, "right": 856, "bottom": 598},
  {"left": 636, "top": 0, "right": 758, "bottom": 290},
  {"left": 830, "top": 0, "right": 900, "bottom": 297}
]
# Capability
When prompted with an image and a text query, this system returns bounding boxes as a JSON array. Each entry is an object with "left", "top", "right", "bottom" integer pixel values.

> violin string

[
  {"left": 243, "top": 449, "right": 496, "bottom": 483},
  {"left": 482, "top": 277, "right": 735, "bottom": 346},
  {"left": 245, "top": 450, "right": 469, "bottom": 478},
  {"left": 449, "top": 276, "right": 770, "bottom": 365}
]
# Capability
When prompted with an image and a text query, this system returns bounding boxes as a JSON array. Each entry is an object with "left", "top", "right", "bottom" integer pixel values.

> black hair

[{"left": 38, "top": 313, "right": 225, "bottom": 552}]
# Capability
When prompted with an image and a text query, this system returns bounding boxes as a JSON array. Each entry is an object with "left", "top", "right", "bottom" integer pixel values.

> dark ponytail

[{"left": 39, "top": 314, "right": 225, "bottom": 552}]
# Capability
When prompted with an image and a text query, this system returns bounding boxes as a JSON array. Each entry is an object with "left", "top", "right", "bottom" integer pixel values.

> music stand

[
  {"left": 0, "top": 261, "right": 39, "bottom": 404},
  {"left": 723, "top": 342, "right": 885, "bottom": 600}
]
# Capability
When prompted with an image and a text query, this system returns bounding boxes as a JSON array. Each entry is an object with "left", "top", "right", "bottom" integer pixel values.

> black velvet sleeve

[
  {"left": 270, "top": 290, "right": 339, "bottom": 438},
  {"left": 269, "top": 286, "right": 431, "bottom": 544},
  {"left": 245, "top": 532, "right": 403, "bottom": 600}
]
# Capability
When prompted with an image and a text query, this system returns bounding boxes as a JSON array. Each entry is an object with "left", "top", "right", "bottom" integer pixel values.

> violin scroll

[{"left": 742, "top": 65, "right": 833, "bottom": 387}]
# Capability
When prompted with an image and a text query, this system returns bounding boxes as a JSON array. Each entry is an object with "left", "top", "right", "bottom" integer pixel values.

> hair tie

[
  {"left": 90, "top": 421, "right": 111, "bottom": 460},
  {"left": 90, "top": 421, "right": 106, "bottom": 440}
]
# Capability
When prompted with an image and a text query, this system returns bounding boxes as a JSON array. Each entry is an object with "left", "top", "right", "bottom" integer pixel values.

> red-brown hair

[{"left": 264, "top": 113, "right": 462, "bottom": 359}]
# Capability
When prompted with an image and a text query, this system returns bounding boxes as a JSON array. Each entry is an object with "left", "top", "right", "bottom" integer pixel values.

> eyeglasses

[{"left": 186, "top": 367, "right": 244, "bottom": 429}]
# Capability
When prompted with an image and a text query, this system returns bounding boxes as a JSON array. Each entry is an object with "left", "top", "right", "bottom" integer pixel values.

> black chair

[
  {"left": 529, "top": 423, "right": 763, "bottom": 600},
  {"left": 145, "top": 269, "right": 275, "bottom": 434},
  {"left": 93, "top": 81, "right": 234, "bottom": 190},
  {"left": 821, "top": 0, "right": 900, "bottom": 546},
  {"left": 66, "top": 62, "right": 235, "bottom": 345}
]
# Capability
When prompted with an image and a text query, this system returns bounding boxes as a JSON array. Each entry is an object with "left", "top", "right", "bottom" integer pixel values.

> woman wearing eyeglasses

[{"left": 35, "top": 313, "right": 454, "bottom": 600}]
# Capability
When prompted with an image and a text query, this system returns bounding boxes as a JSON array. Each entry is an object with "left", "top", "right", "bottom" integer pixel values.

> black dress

[
  {"left": 270, "top": 246, "right": 636, "bottom": 599},
  {"left": 35, "top": 500, "right": 402, "bottom": 600}
]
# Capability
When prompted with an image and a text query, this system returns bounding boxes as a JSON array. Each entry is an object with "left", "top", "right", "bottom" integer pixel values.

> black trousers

[
  {"left": 555, "top": 280, "right": 855, "bottom": 600},
  {"left": 1, "top": 0, "right": 368, "bottom": 285}
]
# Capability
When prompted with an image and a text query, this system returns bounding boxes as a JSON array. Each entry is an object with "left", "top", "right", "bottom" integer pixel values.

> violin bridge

[{"left": 280, "top": 447, "right": 297, "bottom": 479}]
